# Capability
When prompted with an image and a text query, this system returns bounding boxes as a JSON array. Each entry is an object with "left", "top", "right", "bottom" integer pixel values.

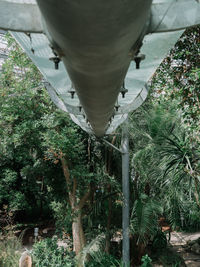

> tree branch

[
  {"left": 78, "top": 187, "right": 91, "bottom": 210},
  {"left": 72, "top": 177, "right": 77, "bottom": 199},
  {"left": 61, "top": 158, "right": 70, "bottom": 185}
]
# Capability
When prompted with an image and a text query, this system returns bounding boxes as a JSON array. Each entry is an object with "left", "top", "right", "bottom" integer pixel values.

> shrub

[
  {"left": 152, "top": 230, "right": 167, "bottom": 251},
  {"left": 0, "top": 233, "right": 21, "bottom": 267},
  {"left": 141, "top": 254, "right": 152, "bottom": 267},
  {"left": 32, "top": 237, "right": 74, "bottom": 267},
  {"left": 86, "top": 252, "right": 121, "bottom": 267}
]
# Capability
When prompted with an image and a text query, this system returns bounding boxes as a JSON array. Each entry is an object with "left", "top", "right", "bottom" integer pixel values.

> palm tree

[
  {"left": 130, "top": 193, "right": 162, "bottom": 265},
  {"left": 158, "top": 130, "right": 200, "bottom": 208},
  {"left": 129, "top": 100, "right": 200, "bottom": 231}
]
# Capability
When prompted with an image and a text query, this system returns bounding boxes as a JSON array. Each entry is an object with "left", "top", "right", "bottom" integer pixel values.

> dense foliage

[
  {"left": 33, "top": 238, "right": 74, "bottom": 267},
  {"left": 0, "top": 33, "right": 122, "bottom": 264},
  {"left": 0, "top": 25, "right": 199, "bottom": 266},
  {"left": 130, "top": 26, "right": 200, "bottom": 232}
]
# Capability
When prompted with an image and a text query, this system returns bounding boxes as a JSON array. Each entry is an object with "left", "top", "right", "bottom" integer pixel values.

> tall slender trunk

[
  {"left": 61, "top": 155, "right": 92, "bottom": 266},
  {"left": 61, "top": 157, "right": 89, "bottom": 255},
  {"left": 194, "top": 176, "right": 200, "bottom": 209},
  {"left": 72, "top": 210, "right": 86, "bottom": 255}
]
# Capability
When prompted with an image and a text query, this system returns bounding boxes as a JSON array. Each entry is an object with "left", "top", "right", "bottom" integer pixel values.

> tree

[
  {"left": 0, "top": 33, "right": 55, "bottom": 216},
  {"left": 151, "top": 25, "right": 200, "bottom": 133},
  {"left": 0, "top": 34, "right": 124, "bottom": 262},
  {"left": 42, "top": 112, "right": 91, "bottom": 255},
  {"left": 129, "top": 98, "right": 200, "bottom": 231},
  {"left": 130, "top": 193, "right": 162, "bottom": 265},
  {"left": 0, "top": 34, "right": 95, "bottom": 255}
]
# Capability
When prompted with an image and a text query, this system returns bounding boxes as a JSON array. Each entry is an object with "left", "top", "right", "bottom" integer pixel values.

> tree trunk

[
  {"left": 72, "top": 210, "right": 86, "bottom": 255},
  {"left": 61, "top": 157, "right": 90, "bottom": 258},
  {"left": 194, "top": 176, "right": 200, "bottom": 209}
]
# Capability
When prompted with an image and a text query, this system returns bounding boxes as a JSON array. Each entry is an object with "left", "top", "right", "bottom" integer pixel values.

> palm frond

[
  {"left": 76, "top": 233, "right": 105, "bottom": 267},
  {"left": 130, "top": 195, "right": 163, "bottom": 245}
]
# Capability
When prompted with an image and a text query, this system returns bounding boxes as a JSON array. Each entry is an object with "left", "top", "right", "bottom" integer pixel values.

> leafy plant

[
  {"left": 130, "top": 100, "right": 200, "bottom": 232},
  {"left": 86, "top": 252, "right": 120, "bottom": 267},
  {"left": 157, "top": 248, "right": 184, "bottom": 267},
  {"left": 0, "top": 232, "right": 21, "bottom": 267},
  {"left": 130, "top": 194, "right": 162, "bottom": 246},
  {"left": 152, "top": 230, "right": 167, "bottom": 251},
  {"left": 141, "top": 254, "right": 152, "bottom": 267},
  {"left": 32, "top": 238, "right": 74, "bottom": 267},
  {"left": 0, "top": 33, "right": 56, "bottom": 219},
  {"left": 76, "top": 233, "right": 122, "bottom": 267},
  {"left": 130, "top": 194, "right": 162, "bottom": 265}
]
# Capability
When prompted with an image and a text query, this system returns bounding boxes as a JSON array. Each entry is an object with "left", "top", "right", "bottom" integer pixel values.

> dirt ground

[{"left": 170, "top": 231, "right": 200, "bottom": 267}]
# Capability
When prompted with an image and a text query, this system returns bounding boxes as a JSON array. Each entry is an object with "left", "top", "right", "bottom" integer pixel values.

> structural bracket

[{"left": 102, "top": 139, "right": 123, "bottom": 154}]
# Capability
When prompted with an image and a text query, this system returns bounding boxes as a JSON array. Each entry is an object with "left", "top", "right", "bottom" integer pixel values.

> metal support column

[{"left": 121, "top": 118, "right": 130, "bottom": 267}]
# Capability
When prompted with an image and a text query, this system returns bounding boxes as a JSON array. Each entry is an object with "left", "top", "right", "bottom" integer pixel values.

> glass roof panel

[{"left": 11, "top": 29, "right": 183, "bottom": 134}]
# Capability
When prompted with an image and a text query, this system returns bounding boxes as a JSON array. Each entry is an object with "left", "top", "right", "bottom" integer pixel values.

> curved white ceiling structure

[{"left": 0, "top": 0, "right": 200, "bottom": 136}]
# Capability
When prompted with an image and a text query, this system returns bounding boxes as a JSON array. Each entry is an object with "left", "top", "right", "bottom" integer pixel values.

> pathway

[{"left": 170, "top": 231, "right": 200, "bottom": 267}]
